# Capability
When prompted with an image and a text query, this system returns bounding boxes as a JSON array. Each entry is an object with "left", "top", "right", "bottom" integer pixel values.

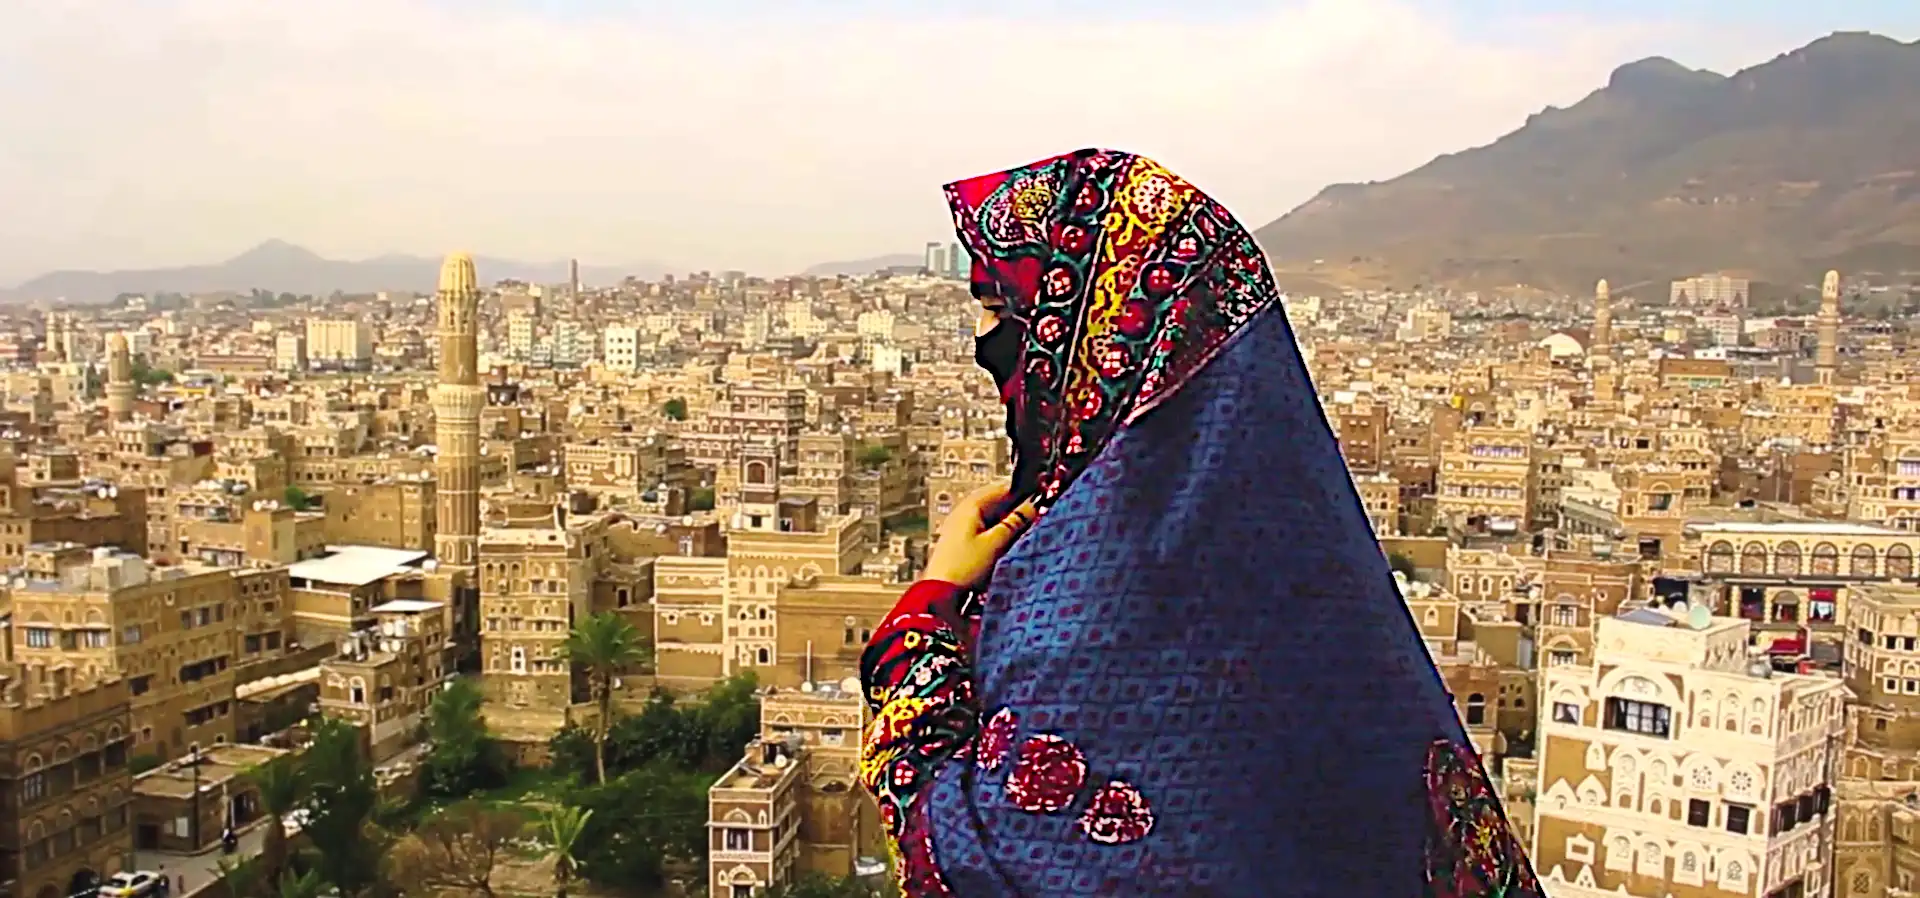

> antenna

[{"left": 1687, "top": 605, "right": 1712, "bottom": 630}]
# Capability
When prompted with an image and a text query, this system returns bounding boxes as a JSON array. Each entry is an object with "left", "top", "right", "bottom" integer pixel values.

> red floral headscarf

[{"left": 945, "top": 149, "right": 1285, "bottom": 508}]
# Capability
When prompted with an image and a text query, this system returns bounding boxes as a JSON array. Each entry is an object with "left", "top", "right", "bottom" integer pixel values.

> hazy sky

[{"left": 1, "top": 1, "right": 1913, "bottom": 284}]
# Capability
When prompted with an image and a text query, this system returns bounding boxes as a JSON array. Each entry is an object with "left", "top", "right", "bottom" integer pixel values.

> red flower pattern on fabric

[
  {"left": 1421, "top": 739, "right": 1544, "bottom": 898},
  {"left": 977, "top": 707, "right": 1018, "bottom": 772},
  {"left": 1005, "top": 733, "right": 1088, "bottom": 813},
  {"left": 1079, "top": 779, "right": 1156, "bottom": 845}
]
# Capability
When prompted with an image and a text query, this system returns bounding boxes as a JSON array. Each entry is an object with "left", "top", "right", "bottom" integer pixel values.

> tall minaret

[
  {"left": 1591, "top": 278, "right": 1613, "bottom": 360},
  {"left": 1815, "top": 269, "right": 1840, "bottom": 386},
  {"left": 433, "top": 253, "right": 484, "bottom": 571},
  {"left": 105, "top": 333, "right": 134, "bottom": 421}
]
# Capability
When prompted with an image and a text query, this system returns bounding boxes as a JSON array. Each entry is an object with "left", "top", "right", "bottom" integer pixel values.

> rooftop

[
  {"left": 286, "top": 545, "right": 430, "bottom": 587},
  {"left": 369, "top": 599, "right": 442, "bottom": 615}
]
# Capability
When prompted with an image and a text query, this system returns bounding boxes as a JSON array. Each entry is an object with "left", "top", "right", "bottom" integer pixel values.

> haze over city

[{"left": 3, "top": 0, "right": 1916, "bottom": 285}]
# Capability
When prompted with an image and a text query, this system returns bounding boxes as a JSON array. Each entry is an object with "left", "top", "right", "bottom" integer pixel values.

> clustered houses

[{"left": 1, "top": 257, "right": 1914, "bottom": 897}]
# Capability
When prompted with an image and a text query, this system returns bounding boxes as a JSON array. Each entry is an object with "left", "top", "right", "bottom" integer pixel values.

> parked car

[{"left": 98, "top": 871, "right": 161, "bottom": 898}]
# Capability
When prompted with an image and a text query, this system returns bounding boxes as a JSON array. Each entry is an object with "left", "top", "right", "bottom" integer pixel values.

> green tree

[
  {"left": 560, "top": 612, "right": 652, "bottom": 784},
  {"left": 1386, "top": 551, "right": 1418, "bottom": 579},
  {"left": 275, "top": 869, "right": 327, "bottom": 898},
  {"left": 856, "top": 444, "right": 893, "bottom": 468},
  {"left": 768, "top": 873, "right": 899, "bottom": 898},
  {"left": 245, "top": 754, "right": 307, "bottom": 887},
  {"left": 420, "top": 678, "right": 507, "bottom": 798},
  {"left": 389, "top": 801, "right": 528, "bottom": 898},
  {"left": 215, "top": 856, "right": 266, "bottom": 898},
  {"left": 282, "top": 486, "right": 318, "bottom": 511},
  {"left": 129, "top": 359, "right": 174, "bottom": 386},
  {"left": 535, "top": 806, "right": 594, "bottom": 898},
  {"left": 688, "top": 487, "right": 716, "bottom": 511},
  {"left": 662, "top": 398, "right": 688, "bottom": 421},
  {"left": 694, "top": 672, "right": 761, "bottom": 771},
  {"left": 572, "top": 764, "right": 709, "bottom": 893},
  {"left": 301, "top": 717, "right": 382, "bottom": 898}
]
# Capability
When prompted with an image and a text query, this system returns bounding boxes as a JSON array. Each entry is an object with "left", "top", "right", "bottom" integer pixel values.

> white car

[{"left": 98, "top": 871, "right": 161, "bottom": 898}]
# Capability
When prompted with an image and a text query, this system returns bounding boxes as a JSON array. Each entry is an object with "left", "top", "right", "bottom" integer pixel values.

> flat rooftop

[{"left": 287, "top": 545, "right": 431, "bottom": 587}]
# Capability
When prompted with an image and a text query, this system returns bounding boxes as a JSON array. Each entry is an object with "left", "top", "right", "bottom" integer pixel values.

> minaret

[
  {"left": 1815, "top": 269, "right": 1840, "bottom": 386},
  {"left": 45, "top": 313, "right": 69, "bottom": 363},
  {"left": 105, "top": 333, "right": 134, "bottom": 421},
  {"left": 1591, "top": 279, "right": 1613, "bottom": 360},
  {"left": 433, "top": 253, "right": 484, "bottom": 571}
]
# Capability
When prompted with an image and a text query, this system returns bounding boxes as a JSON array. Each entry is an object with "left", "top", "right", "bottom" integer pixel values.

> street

[{"left": 132, "top": 822, "right": 269, "bottom": 897}]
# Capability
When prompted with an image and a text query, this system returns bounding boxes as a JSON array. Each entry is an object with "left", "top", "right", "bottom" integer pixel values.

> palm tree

[
  {"left": 215, "top": 856, "right": 264, "bottom": 898},
  {"left": 538, "top": 806, "right": 593, "bottom": 898},
  {"left": 560, "top": 612, "right": 651, "bottom": 783},
  {"left": 245, "top": 754, "right": 307, "bottom": 886},
  {"left": 275, "top": 869, "right": 326, "bottom": 898}
]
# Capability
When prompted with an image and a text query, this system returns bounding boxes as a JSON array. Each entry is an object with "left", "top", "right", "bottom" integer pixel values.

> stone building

[
  {"left": 7, "top": 551, "right": 254, "bottom": 762},
  {"left": 1687, "top": 520, "right": 1920, "bottom": 658},
  {"left": 317, "top": 599, "right": 449, "bottom": 761},
  {"left": 0, "top": 670, "right": 132, "bottom": 898},
  {"left": 1531, "top": 610, "right": 1843, "bottom": 898},
  {"left": 478, "top": 509, "right": 608, "bottom": 752},
  {"left": 706, "top": 685, "right": 880, "bottom": 895}
]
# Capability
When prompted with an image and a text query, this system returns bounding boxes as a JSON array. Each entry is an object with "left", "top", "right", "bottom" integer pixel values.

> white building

[
  {"left": 602, "top": 326, "right": 641, "bottom": 372},
  {"left": 1531, "top": 609, "right": 1843, "bottom": 898}
]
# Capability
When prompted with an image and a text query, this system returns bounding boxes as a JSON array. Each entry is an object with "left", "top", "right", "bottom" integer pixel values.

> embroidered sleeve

[
  {"left": 1422, "top": 739, "right": 1544, "bottom": 898},
  {"left": 860, "top": 580, "right": 983, "bottom": 845}
]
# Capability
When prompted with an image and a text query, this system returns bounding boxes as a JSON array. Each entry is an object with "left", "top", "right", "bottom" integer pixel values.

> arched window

[
  {"left": 1812, "top": 543, "right": 1840, "bottom": 576},
  {"left": 1889, "top": 545, "right": 1915, "bottom": 579},
  {"left": 1739, "top": 543, "right": 1768, "bottom": 574},
  {"left": 1706, "top": 541, "right": 1736, "bottom": 573},
  {"left": 1773, "top": 541, "right": 1802, "bottom": 576},
  {"left": 1852, "top": 545, "right": 1879, "bottom": 577}
]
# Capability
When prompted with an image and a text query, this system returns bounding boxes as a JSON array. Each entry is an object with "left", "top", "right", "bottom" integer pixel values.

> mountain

[
  {"left": 803, "top": 253, "right": 923, "bottom": 277},
  {"left": 1254, "top": 32, "right": 1920, "bottom": 294},
  {"left": 4, "top": 240, "right": 673, "bottom": 303}
]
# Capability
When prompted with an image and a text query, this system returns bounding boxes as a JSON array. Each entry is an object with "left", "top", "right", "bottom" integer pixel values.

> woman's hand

[{"left": 922, "top": 481, "right": 1040, "bottom": 589}]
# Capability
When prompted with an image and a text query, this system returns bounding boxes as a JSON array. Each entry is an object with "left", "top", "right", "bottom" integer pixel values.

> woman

[{"left": 860, "top": 149, "right": 1540, "bottom": 897}]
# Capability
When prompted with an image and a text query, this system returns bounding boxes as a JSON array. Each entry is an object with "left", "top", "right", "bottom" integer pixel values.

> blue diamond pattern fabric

[{"left": 923, "top": 302, "right": 1472, "bottom": 897}]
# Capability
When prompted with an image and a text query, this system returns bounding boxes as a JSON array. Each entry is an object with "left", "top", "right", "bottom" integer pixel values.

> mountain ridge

[
  {"left": 5, "top": 242, "right": 674, "bottom": 304},
  {"left": 1253, "top": 31, "right": 1920, "bottom": 293}
]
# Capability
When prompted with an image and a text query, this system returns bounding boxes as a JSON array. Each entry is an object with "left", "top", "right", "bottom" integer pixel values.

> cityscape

[{"left": 4, "top": 5, "right": 1920, "bottom": 898}]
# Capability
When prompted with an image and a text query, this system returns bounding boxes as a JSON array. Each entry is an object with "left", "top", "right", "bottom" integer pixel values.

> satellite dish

[
  {"left": 1687, "top": 605, "right": 1712, "bottom": 630},
  {"left": 839, "top": 676, "right": 860, "bottom": 694},
  {"left": 800, "top": 682, "right": 815, "bottom": 693}
]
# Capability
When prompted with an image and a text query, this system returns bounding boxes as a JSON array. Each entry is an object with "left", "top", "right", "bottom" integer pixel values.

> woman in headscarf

[{"left": 860, "top": 149, "right": 1541, "bottom": 898}]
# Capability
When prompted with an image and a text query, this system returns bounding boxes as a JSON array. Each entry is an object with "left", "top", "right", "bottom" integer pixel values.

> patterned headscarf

[{"left": 945, "top": 149, "right": 1281, "bottom": 508}]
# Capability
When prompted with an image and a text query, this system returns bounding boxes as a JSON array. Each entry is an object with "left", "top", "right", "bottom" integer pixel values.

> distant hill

[
  {"left": 803, "top": 253, "right": 923, "bottom": 277},
  {"left": 4, "top": 240, "right": 673, "bottom": 303},
  {"left": 1254, "top": 31, "right": 1920, "bottom": 294}
]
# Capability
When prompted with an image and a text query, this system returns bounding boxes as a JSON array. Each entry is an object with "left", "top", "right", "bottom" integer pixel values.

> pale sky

[{"left": 0, "top": 0, "right": 1913, "bottom": 284}]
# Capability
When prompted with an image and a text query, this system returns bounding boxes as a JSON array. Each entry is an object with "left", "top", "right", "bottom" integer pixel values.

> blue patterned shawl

[{"left": 862, "top": 150, "right": 1541, "bottom": 898}]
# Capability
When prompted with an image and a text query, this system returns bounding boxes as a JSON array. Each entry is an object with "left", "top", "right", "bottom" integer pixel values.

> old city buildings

[{"left": 0, "top": 257, "right": 1912, "bottom": 897}]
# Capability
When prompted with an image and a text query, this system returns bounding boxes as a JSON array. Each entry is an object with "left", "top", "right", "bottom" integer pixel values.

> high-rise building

[
  {"left": 304, "top": 319, "right": 373, "bottom": 371},
  {"left": 1670, "top": 274, "right": 1751, "bottom": 308}
]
